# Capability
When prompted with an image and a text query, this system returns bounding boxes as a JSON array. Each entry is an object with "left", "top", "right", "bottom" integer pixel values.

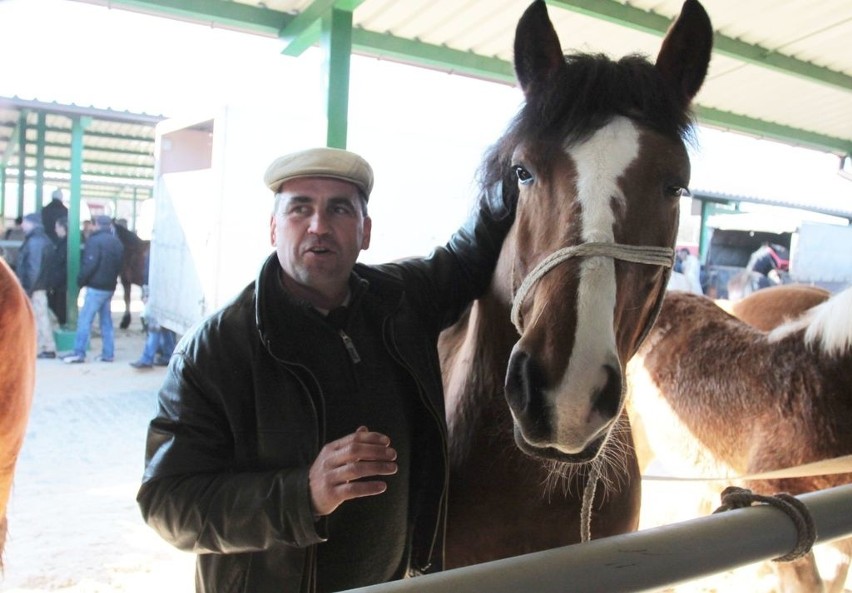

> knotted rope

[
  {"left": 511, "top": 242, "right": 674, "bottom": 333},
  {"left": 713, "top": 486, "right": 817, "bottom": 562}
]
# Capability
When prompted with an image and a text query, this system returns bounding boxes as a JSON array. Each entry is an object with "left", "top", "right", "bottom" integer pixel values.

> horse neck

[{"left": 443, "top": 286, "right": 518, "bottom": 466}]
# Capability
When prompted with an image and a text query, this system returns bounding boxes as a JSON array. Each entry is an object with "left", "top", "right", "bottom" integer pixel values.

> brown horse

[
  {"left": 0, "top": 258, "right": 36, "bottom": 568},
  {"left": 113, "top": 222, "right": 149, "bottom": 330},
  {"left": 439, "top": 0, "right": 712, "bottom": 568},
  {"left": 629, "top": 288, "right": 852, "bottom": 592}
]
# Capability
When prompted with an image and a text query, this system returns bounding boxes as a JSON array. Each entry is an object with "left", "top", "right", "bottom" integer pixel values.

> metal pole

[{"left": 344, "top": 484, "right": 852, "bottom": 593}]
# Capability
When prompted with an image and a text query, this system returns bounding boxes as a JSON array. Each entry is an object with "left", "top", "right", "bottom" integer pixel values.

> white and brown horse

[
  {"left": 439, "top": 0, "right": 712, "bottom": 567},
  {"left": 0, "top": 257, "right": 36, "bottom": 568},
  {"left": 629, "top": 288, "right": 852, "bottom": 592}
]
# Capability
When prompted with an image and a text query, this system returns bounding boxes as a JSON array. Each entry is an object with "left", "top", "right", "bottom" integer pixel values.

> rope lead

[{"left": 712, "top": 486, "right": 817, "bottom": 562}]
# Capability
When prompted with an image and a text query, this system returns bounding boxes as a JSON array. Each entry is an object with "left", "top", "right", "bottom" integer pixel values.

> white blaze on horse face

[{"left": 551, "top": 116, "right": 639, "bottom": 452}]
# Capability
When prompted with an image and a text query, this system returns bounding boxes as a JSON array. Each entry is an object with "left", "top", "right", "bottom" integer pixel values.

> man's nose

[{"left": 308, "top": 211, "right": 330, "bottom": 234}]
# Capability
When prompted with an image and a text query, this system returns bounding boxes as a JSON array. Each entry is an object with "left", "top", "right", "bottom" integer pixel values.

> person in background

[
  {"left": 2, "top": 215, "right": 25, "bottom": 267},
  {"left": 136, "top": 147, "right": 516, "bottom": 592},
  {"left": 15, "top": 212, "right": 58, "bottom": 359},
  {"left": 129, "top": 284, "right": 176, "bottom": 369},
  {"left": 676, "top": 247, "right": 703, "bottom": 295},
  {"left": 41, "top": 188, "right": 69, "bottom": 244},
  {"left": 62, "top": 215, "right": 124, "bottom": 364},
  {"left": 46, "top": 216, "right": 69, "bottom": 326}
]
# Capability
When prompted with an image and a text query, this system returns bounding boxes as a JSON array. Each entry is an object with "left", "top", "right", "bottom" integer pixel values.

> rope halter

[{"left": 510, "top": 242, "right": 675, "bottom": 333}]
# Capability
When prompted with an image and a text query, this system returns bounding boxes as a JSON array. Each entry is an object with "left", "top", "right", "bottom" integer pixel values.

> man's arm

[{"left": 137, "top": 352, "right": 325, "bottom": 554}]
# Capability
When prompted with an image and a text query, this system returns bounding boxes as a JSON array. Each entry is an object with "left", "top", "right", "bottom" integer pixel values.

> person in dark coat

[
  {"left": 40, "top": 189, "right": 69, "bottom": 244},
  {"left": 46, "top": 216, "right": 69, "bottom": 326},
  {"left": 15, "top": 212, "right": 58, "bottom": 358},
  {"left": 136, "top": 147, "right": 517, "bottom": 593},
  {"left": 62, "top": 215, "right": 124, "bottom": 364}
]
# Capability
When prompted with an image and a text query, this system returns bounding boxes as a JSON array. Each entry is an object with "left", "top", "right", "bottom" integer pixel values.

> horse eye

[
  {"left": 513, "top": 165, "right": 533, "bottom": 185},
  {"left": 667, "top": 185, "right": 691, "bottom": 198}
]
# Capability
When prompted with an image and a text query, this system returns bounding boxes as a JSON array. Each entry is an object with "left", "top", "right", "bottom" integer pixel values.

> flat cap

[
  {"left": 264, "top": 147, "right": 374, "bottom": 200},
  {"left": 94, "top": 215, "right": 113, "bottom": 227}
]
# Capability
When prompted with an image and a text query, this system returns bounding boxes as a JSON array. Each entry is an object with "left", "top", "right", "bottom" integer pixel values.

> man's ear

[
  {"left": 361, "top": 216, "right": 372, "bottom": 251},
  {"left": 270, "top": 214, "right": 277, "bottom": 246}
]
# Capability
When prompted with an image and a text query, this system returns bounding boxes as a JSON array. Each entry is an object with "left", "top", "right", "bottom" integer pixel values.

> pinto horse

[
  {"left": 439, "top": 0, "right": 712, "bottom": 568},
  {"left": 0, "top": 258, "right": 36, "bottom": 567},
  {"left": 112, "top": 223, "right": 149, "bottom": 330},
  {"left": 629, "top": 288, "right": 852, "bottom": 593}
]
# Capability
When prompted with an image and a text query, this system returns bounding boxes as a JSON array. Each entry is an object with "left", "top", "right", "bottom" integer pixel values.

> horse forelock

[{"left": 481, "top": 52, "right": 693, "bottom": 190}]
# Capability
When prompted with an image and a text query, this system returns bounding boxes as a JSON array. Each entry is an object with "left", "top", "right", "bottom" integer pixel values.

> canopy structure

[{"left": 74, "top": 0, "right": 851, "bottom": 159}]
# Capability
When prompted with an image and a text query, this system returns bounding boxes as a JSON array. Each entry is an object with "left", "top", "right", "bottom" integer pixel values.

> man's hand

[{"left": 309, "top": 426, "right": 397, "bottom": 517}]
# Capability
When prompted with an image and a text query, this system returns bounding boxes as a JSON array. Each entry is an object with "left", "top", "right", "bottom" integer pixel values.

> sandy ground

[
  {"left": 1, "top": 297, "right": 846, "bottom": 592},
  {"left": 2, "top": 301, "right": 196, "bottom": 593}
]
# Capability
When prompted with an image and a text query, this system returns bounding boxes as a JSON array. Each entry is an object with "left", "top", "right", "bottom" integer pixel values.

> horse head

[{"left": 488, "top": 0, "right": 712, "bottom": 463}]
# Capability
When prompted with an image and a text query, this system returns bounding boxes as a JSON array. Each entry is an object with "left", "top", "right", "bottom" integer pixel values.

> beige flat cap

[{"left": 264, "top": 147, "right": 374, "bottom": 200}]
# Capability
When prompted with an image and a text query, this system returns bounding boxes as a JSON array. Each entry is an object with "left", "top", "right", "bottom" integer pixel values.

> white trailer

[{"left": 148, "top": 105, "right": 323, "bottom": 335}]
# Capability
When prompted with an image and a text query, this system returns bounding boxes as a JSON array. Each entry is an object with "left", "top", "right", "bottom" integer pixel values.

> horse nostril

[
  {"left": 505, "top": 350, "right": 546, "bottom": 420},
  {"left": 591, "top": 364, "right": 622, "bottom": 420}
]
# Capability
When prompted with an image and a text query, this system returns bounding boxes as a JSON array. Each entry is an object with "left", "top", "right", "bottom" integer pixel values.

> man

[
  {"left": 137, "top": 147, "right": 515, "bottom": 593},
  {"left": 63, "top": 215, "right": 124, "bottom": 364},
  {"left": 46, "top": 216, "right": 69, "bottom": 326},
  {"left": 41, "top": 188, "right": 69, "bottom": 244},
  {"left": 676, "top": 247, "right": 703, "bottom": 295},
  {"left": 15, "top": 212, "right": 58, "bottom": 358}
]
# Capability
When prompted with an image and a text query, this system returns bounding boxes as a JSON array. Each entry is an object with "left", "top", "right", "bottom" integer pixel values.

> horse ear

[
  {"left": 655, "top": 0, "right": 713, "bottom": 106},
  {"left": 514, "top": 0, "right": 565, "bottom": 97}
]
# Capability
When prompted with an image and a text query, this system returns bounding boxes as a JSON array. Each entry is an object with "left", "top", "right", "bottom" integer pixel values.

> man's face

[{"left": 270, "top": 177, "right": 371, "bottom": 306}]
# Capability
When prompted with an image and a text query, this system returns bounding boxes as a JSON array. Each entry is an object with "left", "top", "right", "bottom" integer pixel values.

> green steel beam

[
  {"left": 547, "top": 0, "right": 852, "bottom": 92},
  {"left": 322, "top": 8, "right": 353, "bottom": 148},
  {"left": 35, "top": 112, "right": 46, "bottom": 207},
  {"left": 17, "top": 112, "right": 26, "bottom": 216},
  {"left": 695, "top": 106, "right": 852, "bottom": 156},
  {"left": 66, "top": 115, "right": 90, "bottom": 329},
  {"left": 279, "top": 0, "right": 365, "bottom": 56}
]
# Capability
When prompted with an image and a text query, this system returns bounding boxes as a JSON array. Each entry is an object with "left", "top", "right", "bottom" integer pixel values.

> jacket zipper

[{"left": 339, "top": 329, "right": 361, "bottom": 364}]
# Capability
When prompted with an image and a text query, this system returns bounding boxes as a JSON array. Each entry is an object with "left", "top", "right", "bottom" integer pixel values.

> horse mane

[
  {"left": 769, "top": 286, "right": 852, "bottom": 357},
  {"left": 480, "top": 52, "right": 696, "bottom": 189},
  {"left": 112, "top": 222, "right": 144, "bottom": 248}
]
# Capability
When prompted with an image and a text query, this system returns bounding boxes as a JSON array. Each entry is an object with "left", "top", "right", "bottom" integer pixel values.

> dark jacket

[
  {"left": 77, "top": 228, "right": 124, "bottom": 291},
  {"left": 41, "top": 198, "right": 68, "bottom": 243},
  {"left": 15, "top": 226, "right": 55, "bottom": 295},
  {"left": 137, "top": 187, "right": 515, "bottom": 593}
]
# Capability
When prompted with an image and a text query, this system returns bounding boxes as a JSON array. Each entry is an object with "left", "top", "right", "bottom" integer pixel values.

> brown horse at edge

[{"left": 0, "top": 258, "right": 36, "bottom": 569}]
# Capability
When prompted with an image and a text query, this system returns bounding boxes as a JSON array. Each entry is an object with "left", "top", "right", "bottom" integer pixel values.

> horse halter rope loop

[{"left": 510, "top": 242, "right": 675, "bottom": 333}]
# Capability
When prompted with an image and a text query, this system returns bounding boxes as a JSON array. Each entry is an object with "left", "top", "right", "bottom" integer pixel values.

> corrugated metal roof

[
  {"left": 0, "top": 96, "right": 163, "bottom": 213},
  {"left": 80, "top": 0, "right": 851, "bottom": 156}
]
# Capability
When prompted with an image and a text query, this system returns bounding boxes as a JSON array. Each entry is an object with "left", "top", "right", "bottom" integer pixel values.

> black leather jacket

[{"left": 137, "top": 187, "right": 515, "bottom": 593}]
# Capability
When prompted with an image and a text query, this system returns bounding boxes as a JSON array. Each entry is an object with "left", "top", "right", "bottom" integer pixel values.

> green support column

[
  {"left": 16, "top": 111, "right": 27, "bottom": 217},
  {"left": 64, "top": 115, "right": 90, "bottom": 330},
  {"left": 321, "top": 8, "right": 353, "bottom": 149},
  {"left": 35, "top": 112, "right": 46, "bottom": 210}
]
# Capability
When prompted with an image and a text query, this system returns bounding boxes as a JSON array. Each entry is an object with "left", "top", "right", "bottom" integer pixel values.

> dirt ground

[{"left": 1, "top": 298, "right": 846, "bottom": 592}]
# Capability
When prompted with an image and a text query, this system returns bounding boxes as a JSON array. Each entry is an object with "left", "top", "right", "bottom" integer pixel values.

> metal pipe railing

[{"left": 345, "top": 483, "right": 852, "bottom": 593}]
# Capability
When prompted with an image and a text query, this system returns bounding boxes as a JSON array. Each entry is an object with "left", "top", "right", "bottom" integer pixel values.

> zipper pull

[{"left": 339, "top": 330, "right": 361, "bottom": 364}]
